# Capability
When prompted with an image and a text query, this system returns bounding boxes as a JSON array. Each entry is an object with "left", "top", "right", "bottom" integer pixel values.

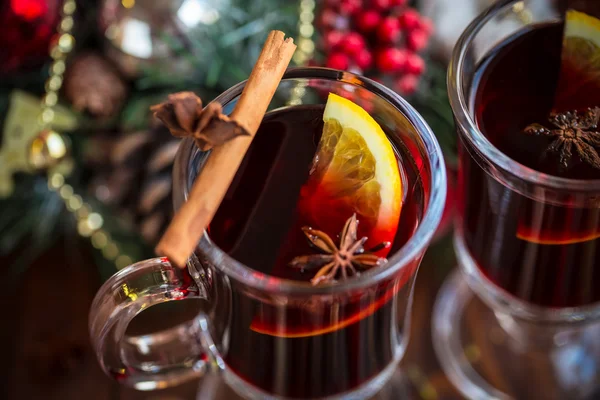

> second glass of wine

[
  {"left": 433, "top": 0, "right": 600, "bottom": 398},
  {"left": 88, "top": 68, "right": 447, "bottom": 399}
]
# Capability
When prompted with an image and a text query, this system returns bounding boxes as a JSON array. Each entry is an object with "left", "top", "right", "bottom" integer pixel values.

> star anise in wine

[
  {"left": 289, "top": 214, "right": 390, "bottom": 286},
  {"left": 523, "top": 107, "right": 600, "bottom": 170}
]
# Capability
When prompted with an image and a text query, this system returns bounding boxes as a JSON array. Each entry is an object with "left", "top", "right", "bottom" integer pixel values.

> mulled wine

[
  {"left": 462, "top": 22, "right": 600, "bottom": 307},
  {"left": 204, "top": 104, "right": 424, "bottom": 398}
]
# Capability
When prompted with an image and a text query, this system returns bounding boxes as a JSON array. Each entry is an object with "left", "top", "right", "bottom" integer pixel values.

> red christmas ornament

[
  {"left": 12, "top": 0, "right": 47, "bottom": 20},
  {"left": 377, "top": 17, "right": 402, "bottom": 43},
  {"left": 0, "top": 0, "right": 61, "bottom": 73}
]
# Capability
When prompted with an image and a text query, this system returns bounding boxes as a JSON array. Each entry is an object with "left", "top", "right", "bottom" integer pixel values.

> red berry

[
  {"left": 325, "top": 0, "right": 341, "bottom": 6},
  {"left": 319, "top": 9, "right": 338, "bottom": 28},
  {"left": 405, "top": 53, "right": 425, "bottom": 75},
  {"left": 377, "top": 17, "right": 401, "bottom": 42},
  {"left": 372, "top": 0, "right": 392, "bottom": 10},
  {"left": 324, "top": 30, "right": 344, "bottom": 49},
  {"left": 326, "top": 52, "right": 350, "bottom": 70},
  {"left": 390, "top": 0, "right": 407, "bottom": 6},
  {"left": 376, "top": 48, "right": 407, "bottom": 73},
  {"left": 355, "top": 48, "right": 373, "bottom": 70},
  {"left": 355, "top": 10, "right": 381, "bottom": 32},
  {"left": 407, "top": 30, "right": 429, "bottom": 51},
  {"left": 340, "top": 0, "right": 361, "bottom": 15},
  {"left": 419, "top": 17, "right": 434, "bottom": 36},
  {"left": 398, "top": 9, "right": 422, "bottom": 31},
  {"left": 396, "top": 74, "right": 419, "bottom": 95},
  {"left": 341, "top": 32, "right": 365, "bottom": 55}
]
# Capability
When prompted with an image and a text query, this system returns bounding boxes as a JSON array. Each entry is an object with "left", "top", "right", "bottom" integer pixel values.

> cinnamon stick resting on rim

[{"left": 153, "top": 30, "right": 296, "bottom": 267}]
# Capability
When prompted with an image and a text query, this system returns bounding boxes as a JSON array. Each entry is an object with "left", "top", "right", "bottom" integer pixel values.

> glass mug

[
  {"left": 433, "top": 1, "right": 600, "bottom": 399},
  {"left": 89, "top": 68, "right": 447, "bottom": 399}
]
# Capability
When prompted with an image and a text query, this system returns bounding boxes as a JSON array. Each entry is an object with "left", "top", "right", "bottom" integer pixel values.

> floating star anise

[
  {"left": 289, "top": 214, "right": 390, "bottom": 286},
  {"left": 523, "top": 107, "right": 600, "bottom": 170}
]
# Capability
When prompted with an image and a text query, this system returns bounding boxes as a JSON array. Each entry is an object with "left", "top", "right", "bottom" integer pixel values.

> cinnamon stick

[{"left": 155, "top": 30, "right": 296, "bottom": 267}]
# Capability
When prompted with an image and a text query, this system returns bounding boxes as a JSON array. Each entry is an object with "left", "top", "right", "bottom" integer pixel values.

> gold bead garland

[
  {"left": 32, "top": 0, "right": 133, "bottom": 270},
  {"left": 287, "top": 0, "right": 316, "bottom": 107},
  {"left": 31, "top": 0, "right": 319, "bottom": 270},
  {"left": 293, "top": 0, "right": 316, "bottom": 66}
]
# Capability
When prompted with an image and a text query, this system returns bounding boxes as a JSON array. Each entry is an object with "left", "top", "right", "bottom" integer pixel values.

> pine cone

[
  {"left": 64, "top": 52, "right": 128, "bottom": 118},
  {"left": 87, "top": 125, "right": 179, "bottom": 245}
]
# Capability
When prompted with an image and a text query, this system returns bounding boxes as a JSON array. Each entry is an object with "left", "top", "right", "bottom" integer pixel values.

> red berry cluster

[{"left": 317, "top": 0, "right": 433, "bottom": 95}]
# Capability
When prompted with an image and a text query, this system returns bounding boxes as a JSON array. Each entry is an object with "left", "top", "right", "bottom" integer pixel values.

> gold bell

[{"left": 28, "top": 129, "right": 70, "bottom": 171}]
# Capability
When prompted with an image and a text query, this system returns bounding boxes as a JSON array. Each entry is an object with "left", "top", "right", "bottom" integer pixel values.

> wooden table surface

[{"left": 0, "top": 233, "right": 464, "bottom": 400}]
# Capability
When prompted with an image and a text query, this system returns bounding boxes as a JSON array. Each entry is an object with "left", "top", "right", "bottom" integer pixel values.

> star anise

[
  {"left": 523, "top": 107, "right": 600, "bottom": 170},
  {"left": 289, "top": 214, "right": 390, "bottom": 286},
  {"left": 150, "top": 92, "right": 250, "bottom": 151}
]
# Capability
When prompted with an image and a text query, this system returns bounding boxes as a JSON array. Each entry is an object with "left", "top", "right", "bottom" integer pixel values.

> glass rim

[
  {"left": 448, "top": 0, "right": 600, "bottom": 191},
  {"left": 176, "top": 67, "right": 447, "bottom": 295}
]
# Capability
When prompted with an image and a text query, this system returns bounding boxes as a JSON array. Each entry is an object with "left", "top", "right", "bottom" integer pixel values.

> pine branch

[
  {"left": 0, "top": 172, "right": 153, "bottom": 280},
  {"left": 137, "top": 0, "right": 297, "bottom": 91},
  {"left": 411, "top": 61, "right": 458, "bottom": 166}
]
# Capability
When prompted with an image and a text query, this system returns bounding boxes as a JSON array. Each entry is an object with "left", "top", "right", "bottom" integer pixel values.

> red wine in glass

[
  {"left": 463, "top": 22, "right": 600, "bottom": 308},
  {"left": 206, "top": 105, "right": 424, "bottom": 398}
]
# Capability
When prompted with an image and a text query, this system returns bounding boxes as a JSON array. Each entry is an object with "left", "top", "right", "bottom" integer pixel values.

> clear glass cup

[
  {"left": 432, "top": 1, "right": 600, "bottom": 398},
  {"left": 89, "top": 68, "right": 447, "bottom": 399}
]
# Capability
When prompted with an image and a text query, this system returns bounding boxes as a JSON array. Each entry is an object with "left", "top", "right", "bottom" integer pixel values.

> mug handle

[{"left": 88, "top": 257, "right": 225, "bottom": 390}]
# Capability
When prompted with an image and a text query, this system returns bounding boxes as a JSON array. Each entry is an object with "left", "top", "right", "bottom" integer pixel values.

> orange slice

[
  {"left": 562, "top": 9, "right": 600, "bottom": 69},
  {"left": 250, "top": 93, "right": 405, "bottom": 338},
  {"left": 555, "top": 9, "right": 600, "bottom": 110},
  {"left": 299, "top": 92, "right": 403, "bottom": 253}
]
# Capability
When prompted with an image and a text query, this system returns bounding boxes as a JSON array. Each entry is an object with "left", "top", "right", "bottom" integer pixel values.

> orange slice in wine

[
  {"left": 299, "top": 92, "right": 403, "bottom": 253},
  {"left": 516, "top": 228, "right": 600, "bottom": 245},
  {"left": 555, "top": 9, "right": 600, "bottom": 110},
  {"left": 516, "top": 206, "right": 600, "bottom": 245},
  {"left": 250, "top": 93, "right": 405, "bottom": 338},
  {"left": 249, "top": 259, "right": 416, "bottom": 339},
  {"left": 562, "top": 10, "right": 600, "bottom": 71},
  {"left": 517, "top": 222, "right": 600, "bottom": 245}
]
